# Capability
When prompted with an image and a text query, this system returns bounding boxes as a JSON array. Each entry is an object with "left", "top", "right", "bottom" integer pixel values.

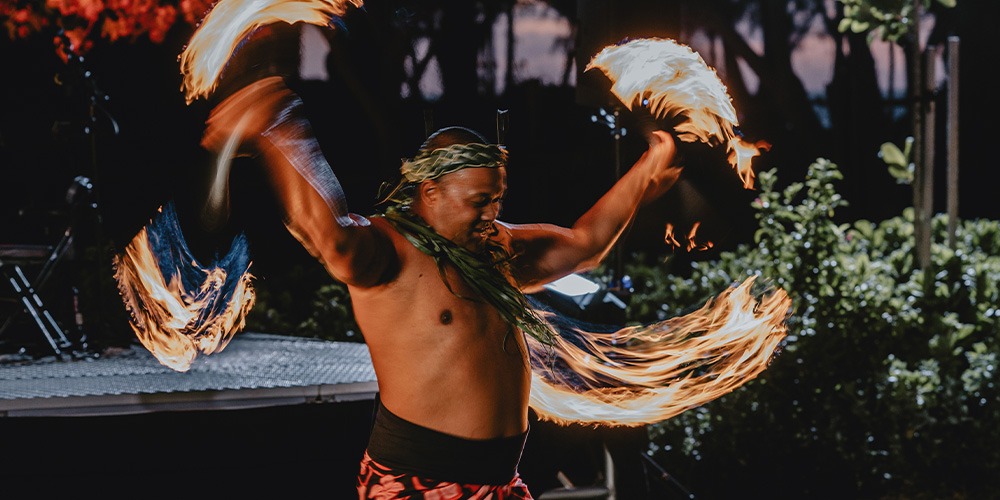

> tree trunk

[{"left": 907, "top": 0, "right": 931, "bottom": 270}]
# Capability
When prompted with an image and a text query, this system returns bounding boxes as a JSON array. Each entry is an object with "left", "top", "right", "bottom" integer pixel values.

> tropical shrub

[
  {"left": 628, "top": 159, "right": 999, "bottom": 498},
  {"left": 245, "top": 260, "right": 362, "bottom": 344}
]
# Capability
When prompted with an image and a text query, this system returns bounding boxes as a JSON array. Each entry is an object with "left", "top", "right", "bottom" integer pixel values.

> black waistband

[{"left": 366, "top": 401, "right": 528, "bottom": 485}]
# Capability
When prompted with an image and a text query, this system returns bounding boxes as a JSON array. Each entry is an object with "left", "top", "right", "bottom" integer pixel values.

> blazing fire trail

[{"left": 528, "top": 276, "right": 789, "bottom": 426}]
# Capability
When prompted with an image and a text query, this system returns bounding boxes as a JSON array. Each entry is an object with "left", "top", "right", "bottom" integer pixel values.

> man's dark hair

[{"left": 419, "top": 126, "right": 490, "bottom": 152}]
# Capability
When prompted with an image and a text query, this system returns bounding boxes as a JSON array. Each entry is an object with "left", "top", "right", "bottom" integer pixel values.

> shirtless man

[{"left": 203, "top": 76, "right": 681, "bottom": 498}]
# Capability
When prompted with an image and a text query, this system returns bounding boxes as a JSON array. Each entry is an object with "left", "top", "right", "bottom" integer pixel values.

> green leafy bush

[
  {"left": 245, "top": 260, "right": 362, "bottom": 343},
  {"left": 628, "top": 159, "right": 999, "bottom": 498}
]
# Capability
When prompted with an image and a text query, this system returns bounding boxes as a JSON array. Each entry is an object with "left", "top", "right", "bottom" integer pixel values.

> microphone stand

[
  {"left": 53, "top": 30, "right": 119, "bottom": 351},
  {"left": 590, "top": 105, "right": 629, "bottom": 292}
]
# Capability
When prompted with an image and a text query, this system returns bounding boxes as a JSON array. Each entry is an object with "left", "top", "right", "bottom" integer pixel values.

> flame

[
  {"left": 727, "top": 138, "right": 772, "bottom": 190},
  {"left": 664, "top": 222, "right": 714, "bottom": 252},
  {"left": 664, "top": 223, "right": 681, "bottom": 248},
  {"left": 179, "top": 0, "right": 362, "bottom": 103},
  {"left": 528, "top": 275, "right": 790, "bottom": 426},
  {"left": 112, "top": 204, "right": 256, "bottom": 372},
  {"left": 585, "top": 37, "right": 766, "bottom": 189},
  {"left": 685, "top": 222, "right": 713, "bottom": 251}
]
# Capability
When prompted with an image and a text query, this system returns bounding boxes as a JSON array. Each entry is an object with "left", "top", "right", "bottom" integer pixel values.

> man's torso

[{"left": 349, "top": 217, "right": 531, "bottom": 440}]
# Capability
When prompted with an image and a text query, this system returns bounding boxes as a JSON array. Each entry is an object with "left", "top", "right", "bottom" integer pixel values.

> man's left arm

[{"left": 506, "top": 130, "right": 682, "bottom": 292}]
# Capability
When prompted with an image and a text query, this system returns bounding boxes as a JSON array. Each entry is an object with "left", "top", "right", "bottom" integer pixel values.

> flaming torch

[
  {"left": 115, "top": 0, "right": 790, "bottom": 430},
  {"left": 585, "top": 37, "right": 770, "bottom": 190}
]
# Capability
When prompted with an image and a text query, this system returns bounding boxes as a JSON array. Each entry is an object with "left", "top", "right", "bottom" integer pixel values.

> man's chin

[{"left": 463, "top": 235, "right": 488, "bottom": 253}]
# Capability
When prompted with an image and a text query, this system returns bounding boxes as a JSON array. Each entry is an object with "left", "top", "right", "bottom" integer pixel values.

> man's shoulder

[{"left": 367, "top": 215, "right": 437, "bottom": 266}]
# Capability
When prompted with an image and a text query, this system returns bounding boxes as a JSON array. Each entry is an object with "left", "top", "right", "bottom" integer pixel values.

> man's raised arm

[
  {"left": 507, "top": 130, "right": 681, "bottom": 292},
  {"left": 202, "top": 77, "right": 397, "bottom": 288}
]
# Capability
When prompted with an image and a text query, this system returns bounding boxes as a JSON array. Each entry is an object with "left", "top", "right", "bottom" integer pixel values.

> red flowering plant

[{"left": 1, "top": 0, "right": 213, "bottom": 61}]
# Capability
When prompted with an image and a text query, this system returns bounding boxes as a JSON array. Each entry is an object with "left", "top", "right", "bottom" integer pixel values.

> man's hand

[
  {"left": 201, "top": 77, "right": 292, "bottom": 154},
  {"left": 641, "top": 130, "right": 684, "bottom": 204}
]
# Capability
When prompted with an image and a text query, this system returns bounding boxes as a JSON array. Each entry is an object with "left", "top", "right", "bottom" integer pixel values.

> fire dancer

[
  {"left": 201, "top": 67, "right": 680, "bottom": 496},
  {"left": 111, "top": 1, "right": 791, "bottom": 497}
]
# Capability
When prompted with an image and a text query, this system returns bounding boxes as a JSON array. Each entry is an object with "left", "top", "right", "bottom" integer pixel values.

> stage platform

[
  {"left": 0, "top": 331, "right": 652, "bottom": 497},
  {"left": 0, "top": 332, "right": 378, "bottom": 417}
]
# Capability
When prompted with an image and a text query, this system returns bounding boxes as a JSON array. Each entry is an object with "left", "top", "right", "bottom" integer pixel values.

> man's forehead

[{"left": 438, "top": 165, "right": 507, "bottom": 187}]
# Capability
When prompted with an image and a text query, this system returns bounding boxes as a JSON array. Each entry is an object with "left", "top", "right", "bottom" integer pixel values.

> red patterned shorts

[{"left": 357, "top": 451, "right": 534, "bottom": 499}]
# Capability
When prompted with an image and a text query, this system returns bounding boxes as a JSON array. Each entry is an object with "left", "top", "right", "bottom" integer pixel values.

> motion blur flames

[
  {"left": 112, "top": 204, "right": 255, "bottom": 372},
  {"left": 528, "top": 275, "right": 790, "bottom": 426},
  {"left": 586, "top": 37, "right": 768, "bottom": 190},
  {"left": 179, "top": 0, "right": 362, "bottom": 103}
]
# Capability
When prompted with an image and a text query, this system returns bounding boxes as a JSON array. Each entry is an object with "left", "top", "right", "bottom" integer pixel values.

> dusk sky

[{"left": 300, "top": 2, "right": 943, "bottom": 101}]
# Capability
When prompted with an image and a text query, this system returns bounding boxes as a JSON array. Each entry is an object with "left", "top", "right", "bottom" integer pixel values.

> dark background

[
  {"left": 3, "top": 1, "right": 997, "bottom": 288},
  {"left": 1, "top": 1, "right": 997, "bottom": 498},
  {"left": 0, "top": 398, "right": 661, "bottom": 498}
]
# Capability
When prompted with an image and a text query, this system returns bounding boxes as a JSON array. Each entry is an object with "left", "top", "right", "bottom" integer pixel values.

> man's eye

[{"left": 472, "top": 196, "right": 502, "bottom": 208}]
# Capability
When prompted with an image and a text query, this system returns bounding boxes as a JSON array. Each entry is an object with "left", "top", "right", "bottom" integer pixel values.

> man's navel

[{"left": 439, "top": 309, "right": 453, "bottom": 325}]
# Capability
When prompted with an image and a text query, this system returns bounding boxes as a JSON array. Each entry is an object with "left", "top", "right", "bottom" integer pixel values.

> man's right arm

[
  {"left": 257, "top": 138, "right": 398, "bottom": 288},
  {"left": 203, "top": 78, "right": 399, "bottom": 288}
]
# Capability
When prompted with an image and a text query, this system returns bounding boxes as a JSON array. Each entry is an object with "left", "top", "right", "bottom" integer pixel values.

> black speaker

[{"left": 574, "top": 0, "right": 683, "bottom": 108}]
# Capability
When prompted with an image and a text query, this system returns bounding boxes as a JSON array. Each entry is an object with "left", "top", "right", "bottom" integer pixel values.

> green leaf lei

[{"left": 380, "top": 205, "right": 557, "bottom": 347}]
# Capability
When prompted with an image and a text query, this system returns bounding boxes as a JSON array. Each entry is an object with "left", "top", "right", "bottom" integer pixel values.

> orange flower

[
  {"left": 101, "top": 15, "right": 128, "bottom": 42},
  {"left": 147, "top": 4, "right": 176, "bottom": 43},
  {"left": 4, "top": 0, "right": 197, "bottom": 49},
  {"left": 64, "top": 26, "right": 90, "bottom": 51},
  {"left": 13, "top": 8, "right": 31, "bottom": 23},
  {"left": 179, "top": 0, "right": 212, "bottom": 25}
]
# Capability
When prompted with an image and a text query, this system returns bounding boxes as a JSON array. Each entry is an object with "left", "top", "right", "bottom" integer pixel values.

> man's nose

[{"left": 481, "top": 202, "right": 500, "bottom": 220}]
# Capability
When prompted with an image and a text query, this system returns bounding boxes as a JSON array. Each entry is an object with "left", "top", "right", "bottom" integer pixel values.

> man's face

[{"left": 425, "top": 166, "right": 507, "bottom": 252}]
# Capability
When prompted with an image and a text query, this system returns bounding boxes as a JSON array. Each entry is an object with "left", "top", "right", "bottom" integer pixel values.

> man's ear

[{"left": 418, "top": 179, "right": 439, "bottom": 205}]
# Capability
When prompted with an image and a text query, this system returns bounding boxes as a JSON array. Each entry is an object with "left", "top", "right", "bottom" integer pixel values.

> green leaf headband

[{"left": 400, "top": 142, "right": 508, "bottom": 183}]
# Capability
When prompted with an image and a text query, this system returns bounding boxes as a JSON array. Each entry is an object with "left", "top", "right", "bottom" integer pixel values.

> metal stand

[
  {"left": 0, "top": 252, "right": 72, "bottom": 356},
  {"left": 54, "top": 30, "right": 117, "bottom": 339},
  {"left": 590, "top": 106, "right": 630, "bottom": 294},
  {"left": 0, "top": 177, "right": 95, "bottom": 357},
  {"left": 0, "top": 264, "right": 73, "bottom": 356},
  {"left": 639, "top": 452, "right": 696, "bottom": 499}
]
